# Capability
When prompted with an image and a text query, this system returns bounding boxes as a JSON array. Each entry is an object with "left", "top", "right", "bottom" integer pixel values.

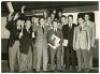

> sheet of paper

[
  {"left": 32, "top": 32, "right": 35, "bottom": 38},
  {"left": 51, "top": 34, "right": 60, "bottom": 46},
  {"left": 63, "top": 39, "right": 68, "bottom": 46}
]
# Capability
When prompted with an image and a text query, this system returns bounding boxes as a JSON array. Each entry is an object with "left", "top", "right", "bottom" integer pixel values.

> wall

[{"left": 1, "top": 17, "right": 10, "bottom": 39}]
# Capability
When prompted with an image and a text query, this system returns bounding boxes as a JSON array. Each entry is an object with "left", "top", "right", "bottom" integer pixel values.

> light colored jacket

[
  {"left": 85, "top": 21, "right": 96, "bottom": 48},
  {"left": 34, "top": 25, "right": 48, "bottom": 50},
  {"left": 73, "top": 23, "right": 90, "bottom": 50}
]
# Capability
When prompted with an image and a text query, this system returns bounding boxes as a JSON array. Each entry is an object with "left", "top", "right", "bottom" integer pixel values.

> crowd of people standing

[{"left": 6, "top": 5, "right": 96, "bottom": 73}]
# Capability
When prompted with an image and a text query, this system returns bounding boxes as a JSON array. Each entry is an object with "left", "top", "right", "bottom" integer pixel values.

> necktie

[
  {"left": 80, "top": 27, "right": 82, "bottom": 31},
  {"left": 70, "top": 24, "right": 72, "bottom": 29},
  {"left": 42, "top": 27, "right": 44, "bottom": 33},
  {"left": 55, "top": 28, "right": 57, "bottom": 35}
]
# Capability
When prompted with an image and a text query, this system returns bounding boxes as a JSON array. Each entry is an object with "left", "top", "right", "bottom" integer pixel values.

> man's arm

[
  {"left": 6, "top": 2, "right": 14, "bottom": 17},
  {"left": 87, "top": 26, "right": 91, "bottom": 50},
  {"left": 59, "top": 30, "right": 63, "bottom": 45},
  {"left": 73, "top": 27, "right": 77, "bottom": 50},
  {"left": 92, "top": 23, "right": 96, "bottom": 48}
]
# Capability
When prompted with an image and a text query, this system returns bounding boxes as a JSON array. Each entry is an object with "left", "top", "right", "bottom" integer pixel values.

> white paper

[
  {"left": 52, "top": 34, "right": 60, "bottom": 46},
  {"left": 32, "top": 32, "right": 35, "bottom": 38},
  {"left": 50, "top": 34, "right": 61, "bottom": 48},
  {"left": 63, "top": 39, "right": 68, "bottom": 46}
]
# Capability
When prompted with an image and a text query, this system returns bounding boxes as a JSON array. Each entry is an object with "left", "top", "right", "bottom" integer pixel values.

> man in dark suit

[
  {"left": 19, "top": 19, "right": 32, "bottom": 72},
  {"left": 60, "top": 15, "right": 67, "bottom": 68},
  {"left": 47, "top": 20, "right": 63, "bottom": 71},
  {"left": 6, "top": 12, "right": 23, "bottom": 72},
  {"left": 62, "top": 15, "right": 77, "bottom": 71}
]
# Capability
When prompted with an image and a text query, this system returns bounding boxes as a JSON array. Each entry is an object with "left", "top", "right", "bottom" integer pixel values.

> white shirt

[
  {"left": 69, "top": 23, "right": 72, "bottom": 29},
  {"left": 54, "top": 28, "right": 57, "bottom": 32}
]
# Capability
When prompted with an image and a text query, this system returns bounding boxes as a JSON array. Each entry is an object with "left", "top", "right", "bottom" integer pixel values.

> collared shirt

[
  {"left": 69, "top": 23, "right": 72, "bottom": 29},
  {"left": 54, "top": 28, "right": 57, "bottom": 32}
]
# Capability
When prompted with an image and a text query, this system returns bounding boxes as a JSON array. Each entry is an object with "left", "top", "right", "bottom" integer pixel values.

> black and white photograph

[{"left": 1, "top": 1, "right": 99, "bottom": 73}]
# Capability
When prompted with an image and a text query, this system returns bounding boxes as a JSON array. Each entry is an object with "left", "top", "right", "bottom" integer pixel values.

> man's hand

[
  {"left": 48, "top": 43, "right": 57, "bottom": 50},
  {"left": 6, "top": 2, "right": 14, "bottom": 16},
  {"left": 55, "top": 43, "right": 60, "bottom": 48},
  {"left": 13, "top": 13, "right": 19, "bottom": 21},
  {"left": 21, "top": 5, "right": 26, "bottom": 13},
  {"left": 52, "top": 46, "right": 57, "bottom": 49}
]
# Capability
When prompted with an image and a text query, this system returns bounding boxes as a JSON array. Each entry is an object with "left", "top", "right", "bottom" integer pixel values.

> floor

[{"left": 2, "top": 60, "right": 99, "bottom": 73}]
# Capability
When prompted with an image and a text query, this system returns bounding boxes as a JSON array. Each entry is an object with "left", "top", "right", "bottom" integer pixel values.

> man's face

[
  {"left": 58, "top": 12, "right": 62, "bottom": 17},
  {"left": 25, "top": 20, "right": 31, "bottom": 29},
  {"left": 32, "top": 17, "right": 38, "bottom": 24},
  {"left": 78, "top": 18, "right": 84, "bottom": 25},
  {"left": 21, "top": 20, "right": 25, "bottom": 28},
  {"left": 51, "top": 13, "right": 55, "bottom": 19},
  {"left": 68, "top": 16, "right": 73, "bottom": 23},
  {"left": 61, "top": 17, "right": 66, "bottom": 24},
  {"left": 53, "top": 10, "right": 56, "bottom": 14},
  {"left": 16, "top": 20, "right": 22, "bottom": 29},
  {"left": 43, "top": 11, "right": 48, "bottom": 18},
  {"left": 40, "top": 18, "right": 45, "bottom": 25},
  {"left": 84, "top": 14, "right": 90, "bottom": 21},
  {"left": 47, "top": 17, "right": 52, "bottom": 23},
  {"left": 32, "top": 17, "right": 35, "bottom": 23},
  {"left": 53, "top": 21, "right": 58, "bottom": 28}
]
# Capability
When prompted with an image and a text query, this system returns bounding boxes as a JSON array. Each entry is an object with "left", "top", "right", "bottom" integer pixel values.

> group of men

[{"left": 6, "top": 5, "right": 96, "bottom": 73}]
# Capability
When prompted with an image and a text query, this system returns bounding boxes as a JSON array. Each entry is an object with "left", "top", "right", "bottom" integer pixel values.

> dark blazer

[
  {"left": 6, "top": 21, "right": 21, "bottom": 47},
  {"left": 20, "top": 27, "right": 32, "bottom": 54},
  {"left": 62, "top": 24, "right": 76, "bottom": 47}
]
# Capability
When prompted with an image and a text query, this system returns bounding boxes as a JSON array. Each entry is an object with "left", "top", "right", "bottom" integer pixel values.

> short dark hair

[
  {"left": 15, "top": 16, "right": 25, "bottom": 25},
  {"left": 84, "top": 13, "right": 90, "bottom": 16},
  {"left": 53, "top": 19, "right": 58, "bottom": 23},
  {"left": 78, "top": 16, "right": 84, "bottom": 20},
  {"left": 57, "top": 9, "right": 63, "bottom": 13},
  {"left": 68, "top": 15, "right": 73, "bottom": 19},
  {"left": 61, "top": 15, "right": 66, "bottom": 18},
  {"left": 51, "top": 13, "right": 55, "bottom": 16},
  {"left": 39, "top": 17, "right": 44, "bottom": 21},
  {"left": 52, "top": 19, "right": 58, "bottom": 24}
]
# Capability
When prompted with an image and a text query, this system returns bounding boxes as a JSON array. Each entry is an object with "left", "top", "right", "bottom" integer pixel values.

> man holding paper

[
  {"left": 47, "top": 20, "right": 63, "bottom": 71},
  {"left": 62, "top": 15, "right": 77, "bottom": 71}
]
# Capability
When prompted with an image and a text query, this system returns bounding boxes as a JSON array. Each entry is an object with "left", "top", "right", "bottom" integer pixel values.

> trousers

[
  {"left": 50, "top": 47, "right": 62, "bottom": 70},
  {"left": 76, "top": 49, "right": 90, "bottom": 69},
  {"left": 36, "top": 46, "right": 48, "bottom": 71},
  {"left": 19, "top": 46, "right": 32, "bottom": 72},
  {"left": 64, "top": 46, "right": 77, "bottom": 68},
  {"left": 9, "top": 41, "right": 20, "bottom": 72}
]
